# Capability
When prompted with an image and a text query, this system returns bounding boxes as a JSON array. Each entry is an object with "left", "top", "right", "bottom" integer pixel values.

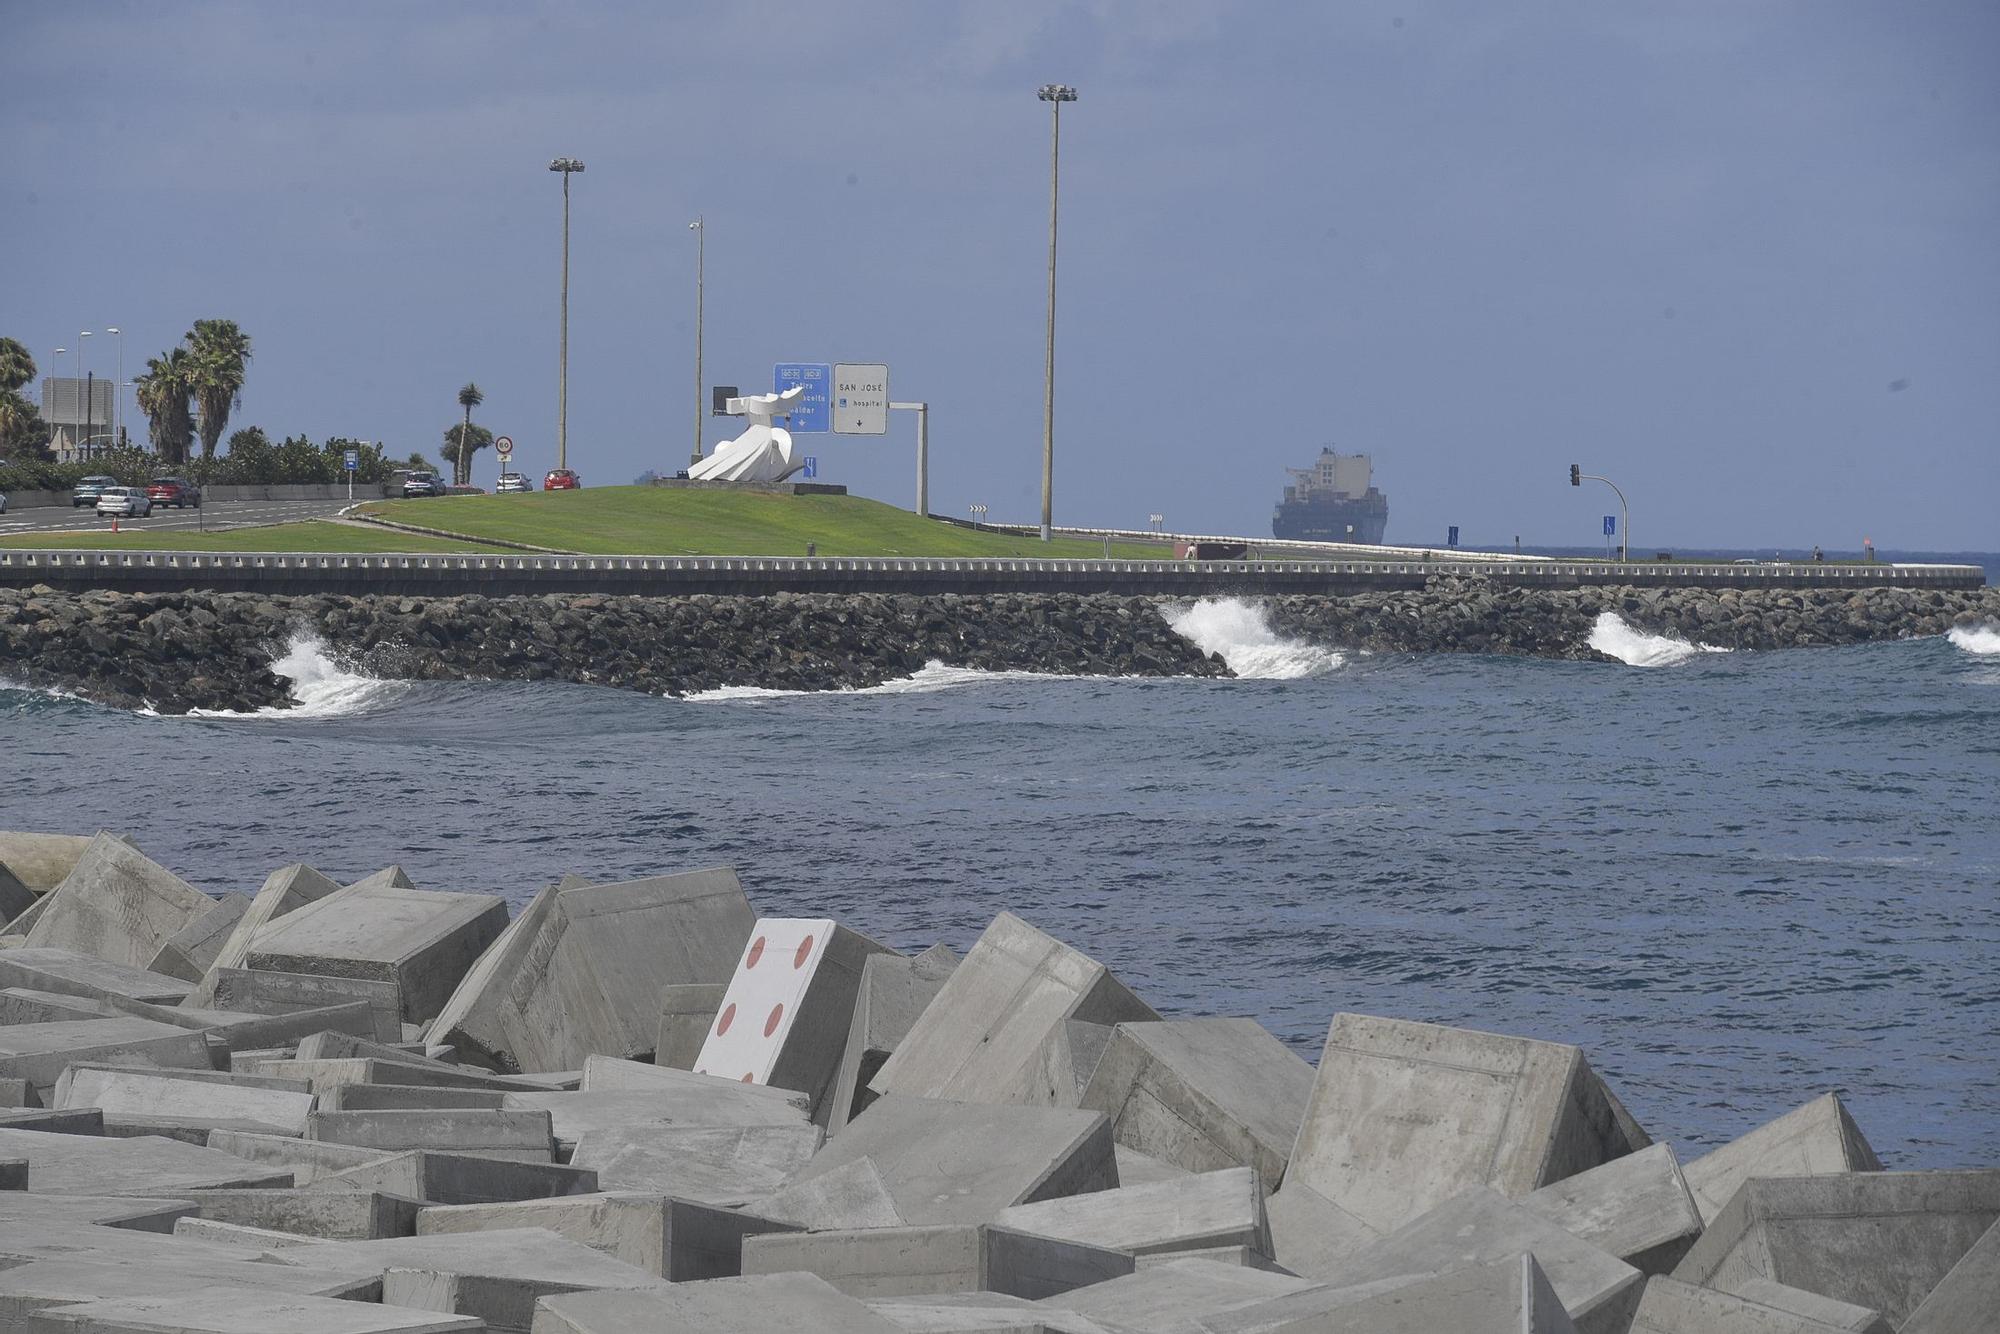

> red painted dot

[
  {"left": 764, "top": 1002, "right": 785, "bottom": 1037},
  {"left": 745, "top": 937, "right": 766, "bottom": 968},
  {"left": 741, "top": 1072, "right": 755, "bottom": 1083},
  {"left": 794, "top": 935, "right": 816, "bottom": 969},
  {"left": 715, "top": 1003, "right": 736, "bottom": 1036}
]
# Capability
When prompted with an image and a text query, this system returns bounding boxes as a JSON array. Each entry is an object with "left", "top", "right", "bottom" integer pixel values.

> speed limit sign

[{"left": 495, "top": 435, "right": 514, "bottom": 458}]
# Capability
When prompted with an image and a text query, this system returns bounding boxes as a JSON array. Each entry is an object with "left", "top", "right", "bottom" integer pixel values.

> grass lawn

[
  {"left": 0, "top": 521, "right": 509, "bottom": 554},
  {"left": 359, "top": 487, "right": 1177, "bottom": 559}
]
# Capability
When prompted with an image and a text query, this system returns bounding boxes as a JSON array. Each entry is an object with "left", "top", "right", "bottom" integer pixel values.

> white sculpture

[{"left": 688, "top": 385, "right": 808, "bottom": 483}]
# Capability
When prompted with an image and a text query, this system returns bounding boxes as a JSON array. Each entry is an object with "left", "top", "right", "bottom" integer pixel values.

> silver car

[
  {"left": 496, "top": 472, "right": 534, "bottom": 493},
  {"left": 95, "top": 486, "right": 153, "bottom": 518}
]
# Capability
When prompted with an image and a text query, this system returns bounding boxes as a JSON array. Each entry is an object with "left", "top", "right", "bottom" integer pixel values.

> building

[{"left": 40, "top": 377, "right": 120, "bottom": 461}]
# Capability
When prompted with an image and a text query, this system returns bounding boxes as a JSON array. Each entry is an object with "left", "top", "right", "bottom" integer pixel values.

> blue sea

[{"left": 4, "top": 598, "right": 1997, "bottom": 1168}]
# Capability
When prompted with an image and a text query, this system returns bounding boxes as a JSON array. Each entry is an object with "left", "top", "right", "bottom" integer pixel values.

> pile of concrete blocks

[{"left": 0, "top": 829, "right": 1992, "bottom": 1333}]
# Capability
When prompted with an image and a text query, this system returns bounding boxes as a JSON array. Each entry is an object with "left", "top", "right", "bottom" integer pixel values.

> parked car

[
  {"left": 402, "top": 471, "right": 447, "bottom": 498},
  {"left": 146, "top": 477, "right": 202, "bottom": 509},
  {"left": 72, "top": 475, "right": 118, "bottom": 507},
  {"left": 96, "top": 487, "right": 153, "bottom": 518},
  {"left": 496, "top": 472, "right": 534, "bottom": 493},
  {"left": 544, "top": 468, "right": 580, "bottom": 491}
]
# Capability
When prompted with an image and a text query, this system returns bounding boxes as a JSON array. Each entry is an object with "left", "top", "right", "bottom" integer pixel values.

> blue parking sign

[
  {"left": 801, "top": 456, "right": 818, "bottom": 480},
  {"left": 343, "top": 449, "right": 358, "bottom": 472},
  {"left": 1603, "top": 515, "right": 1617, "bottom": 536}
]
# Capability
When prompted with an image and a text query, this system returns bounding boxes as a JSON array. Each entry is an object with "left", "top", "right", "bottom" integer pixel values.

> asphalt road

[{"left": 0, "top": 497, "right": 354, "bottom": 538}]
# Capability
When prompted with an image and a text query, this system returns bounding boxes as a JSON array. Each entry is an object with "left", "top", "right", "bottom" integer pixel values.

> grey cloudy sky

[{"left": 6, "top": 1, "right": 1995, "bottom": 549}]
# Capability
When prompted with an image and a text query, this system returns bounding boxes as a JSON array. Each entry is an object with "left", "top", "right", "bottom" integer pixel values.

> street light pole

[
  {"left": 77, "top": 333, "right": 91, "bottom": 458},
  {"left": 690, "top": 216, "right": 705, "bottom": 467},
  {"left": 1569, "top": 464, "right": 1631, "bottom": 562},
  {"left": 1037, "top": 83, "right": 1077, "bottom": 543},
  {"left": 549, "top": 157, "right": 586, "bottom": 472},
  {"left": 106, "top": 327, "right": 122, "bottom": 447}
]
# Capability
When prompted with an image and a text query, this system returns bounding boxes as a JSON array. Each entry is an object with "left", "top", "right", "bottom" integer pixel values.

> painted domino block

[{"left": 695, "top": 917, "right": 896, "bottom": 1123}]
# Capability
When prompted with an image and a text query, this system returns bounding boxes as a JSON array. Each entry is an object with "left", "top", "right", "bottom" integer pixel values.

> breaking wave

[
  {"left": 1587, "top": 612, "right": 1730, "bottom": 667},
  {"left": 190, "top": 633, "right": 403, "bottom": 719},
  {"left": 1947, "top": 623, "right": 2000, "bottom": 656},
  {"left": 685, "top": 661, "right": 1089, "bottom": 702},
  {"left": 1163, "top": 598, "right": 1344, "bottom": 679}
]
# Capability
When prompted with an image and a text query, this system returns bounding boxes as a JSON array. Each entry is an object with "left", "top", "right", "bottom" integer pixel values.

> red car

[
  {"left": 146, "top": 477, "right": 203, "bottom": 509},
  {"left": 544, "top": 469, "right": 581, "bottom": 491}
]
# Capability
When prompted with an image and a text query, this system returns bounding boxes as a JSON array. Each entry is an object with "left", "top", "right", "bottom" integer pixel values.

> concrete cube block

[
  {"left": 1521, "top": 1142, "right": 1704, "bottom": 1275},
  {"left": 245, "top": 879, "right": 509, "bottom": 1025},
  {"left": 430, "top": 868, "right": 755, "bottom": 1075},
  {"left": 183, "top": 862, "right": 343, "bottom": 1007},
  {"left": 173, "top": 1215, "right": 328, "bottom": 1248},
  {"left": 777, "top": 1095, "right": 1118, "bottom": 1227},
  {"left": 0, "top": 1016, "right": 216, "bottom": 1099},
  {"left": 321, "top": 1084, "right": 507, "bottom": 1113},
  {"left": 178, "top": 1188, "right": 421, "bottom": 1240},
  {"left": 1285, "top": 1013, "right": 1650, "bottom": 1233},
  {"left": 417, "top": 1191, "right": 799, "bottom": 1280},
  {"left": 694, "top": 917, "right": 897, "bottom": 1123},
  {"left": 569, "top": 1123, "right": 822, "bottom": 1207},
  {"left": 1080, "top": 1018, "right": 1314, "bottom": 1193},
  {"left": 304, "top": 1148, "right": 599, "bottom": 1205},
  {"left": 655, "top": 982, "right": 728, "bottom": 1071},
  {"left": 53, "top": 1065, "right": 315, "bottom": 1137},
  {"left": 1629, "top": 1275, "right": 1891, "bottom": 1334},
  {"left": 0, "top": 987, "right": 113, "bottom": 1024},
  {"left": 1262, "top": 1180, "right": 1383, "bottom": 1281},
  {"left": 270, "top": 1227, "right": 663, "bottom": 1302},
  {"left": 1044, "top": 1255, "right": 1322, "bottom": 1330},
  {"left": 500, "top": 1086, "right": 810, "bottom": 1154},
  {"left": 22, "top": 834, "right": 215, "bottom": 969},
  {"left": 0, "top": 947, "right": 194, "bottom": 1006},
  {"left": 32, "top": 1286, "right": 486, "bottom": 1332},
  {"left": 828, "top": 945, "right": 958, "bottom": 1134},
  {"left": 1671, "top": 1169, "right": 2000, "bottom": 1329},
  {"left": 307, "top": 1108, "right": 556, "bottom": 1162},
  {"left": 200, "top": 1129, "right": 397, "bottom": 1186},
  {"left": 995, "top": 1166, "right": 1271, "bottom": 1260},
  {"left": 870, "top": 913, "right": 1157, "bottom": 1107},
  {"left": 864, "top": 1291, "right": 1124, "bottom": 1333},
  {"left": 753, "top": 1156, "right": 909, "bottom": 1230},
  {"left": 1681, "top": 1092, "right": 1883, "bottom": 1225},
  {"left": 204, "top": 968, "right": 403, "bottom": 1044},
  {"left": 1214, "top": 1253, "right": 1579, "bottom": 1334},
  {"left": 143, "top": 892, "right": 251, "bottom": 983},
  {"left": 534, "top": 1272, "right": 906, "bottom": 1334},
  {"left": 0, "top": 831, "right": 96, "bottom": 893},
  {"left": 1901, "top": 1216, "right": 2000, "bottom": 1334},
  {"left": 741, "top": 1222, "right": 1135, "bottom": 1300},
  {"left": 0, "top": 1126, "right": 291, "bottom": 1193},
  {"left": 1308, "top": 1185, "right": 1642, "bottom": 1334}
]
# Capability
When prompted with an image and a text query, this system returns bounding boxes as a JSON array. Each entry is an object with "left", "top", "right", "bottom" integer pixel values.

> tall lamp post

[
  {"left": 549, "top": 157, "right": 586, "bottom": 471},
  {"left": 1036, "top": 83, "right": 1077, "bottom": 543},
  {"left": 77, "top": 334, "right": 91, "bottom": 457},
  {"left": 689, "top": 215, "right": 705, "bottom": 467},
  {"left": 106, "top": 327, "right": 123, "bottom": 446}
]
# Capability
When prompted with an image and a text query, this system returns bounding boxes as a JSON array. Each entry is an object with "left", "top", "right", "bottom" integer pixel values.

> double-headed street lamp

[
  {"left": 1037, "top": 82, "right": 1077, "bottom": 543},
  {"left": 689, "top": 215, "right": 705, "bottom": 468},
  {"left": 549, "top": 157, "right": 586, "bottom": 471}
]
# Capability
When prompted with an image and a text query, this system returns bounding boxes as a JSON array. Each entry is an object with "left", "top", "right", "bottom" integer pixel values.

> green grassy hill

[{"left": 359, "top": 486, "right": 1173, "bottom": 559}]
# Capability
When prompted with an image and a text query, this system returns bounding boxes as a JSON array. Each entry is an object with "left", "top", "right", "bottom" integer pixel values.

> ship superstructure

[{"left": 1273, "top": 449, "right": 1389, "bottom": 544}]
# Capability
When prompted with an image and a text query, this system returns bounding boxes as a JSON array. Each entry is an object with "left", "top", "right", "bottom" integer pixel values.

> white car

[
  {"left": 95, "top": 487, "right": 153, "bottom": 518},
  {"left": 496, "top": 472, "right": 534, "bottom": 493}
]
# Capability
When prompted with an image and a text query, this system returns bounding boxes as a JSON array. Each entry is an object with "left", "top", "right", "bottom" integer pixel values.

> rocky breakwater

[
  {"left": 0, "top": 587, "right": 1227, "bottom": 713},
  {"left": 0, "top": 827, "right": 1990, "bottom": 1331},
  {"left": 1267, "top": 575, "right": 2000, "bottom": 659}
]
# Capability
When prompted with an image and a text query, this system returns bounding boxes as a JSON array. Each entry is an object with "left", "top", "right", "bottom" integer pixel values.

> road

[{"left": 0, "top": 497, "right": 353, "bottom": 539}]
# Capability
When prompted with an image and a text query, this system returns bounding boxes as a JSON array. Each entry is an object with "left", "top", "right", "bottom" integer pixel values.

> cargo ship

[{"left": 1273, "top": 449, "right": 1389, "bottom": 544}]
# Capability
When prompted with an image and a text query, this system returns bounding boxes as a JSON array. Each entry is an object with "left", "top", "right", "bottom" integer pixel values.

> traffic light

[{"left": 1569, "top": 464, "right": 1581, "bottom": 487}]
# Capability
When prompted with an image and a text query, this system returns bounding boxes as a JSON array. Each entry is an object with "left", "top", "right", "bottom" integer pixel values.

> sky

[{"left": 4, "top": 1, "right": 1996, "bottom": 549}]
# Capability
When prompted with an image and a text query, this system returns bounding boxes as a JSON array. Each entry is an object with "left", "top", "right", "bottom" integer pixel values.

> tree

[
  {"left": 134, "top": 348, "right": 195, "bottom": 464},
  {"left": 0, "top": 337, "right": 34, "bottom": 394},
  {"left": 441, "top": 422, "right": 494, "bottom": 482},
  {"left": 186, "top": 319, "right": 252, "bottom": 460},
  {"left": 453, "top": 382, "right": 484, "bottom": 485}
]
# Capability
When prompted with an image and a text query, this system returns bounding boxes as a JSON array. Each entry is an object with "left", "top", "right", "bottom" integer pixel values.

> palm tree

[
  {"left": 0, "top": 337, "right": 34, "bottom": 394},
  {"left": 454, "top": 382, "right": 484, "bottom": 485},
  {"left": 186, "top": 319, "right": 252, "bottom": 460},
  {"left": 135, "top": 348, "right": 196, "bottom": 464}
]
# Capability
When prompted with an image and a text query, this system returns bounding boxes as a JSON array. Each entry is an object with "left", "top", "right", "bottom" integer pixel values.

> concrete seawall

[{"left": 0, "top": 548, "right": 1983, "bottom": 598}]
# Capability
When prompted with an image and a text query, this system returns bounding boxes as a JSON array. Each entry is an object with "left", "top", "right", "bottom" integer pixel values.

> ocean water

[{"left": 4, "top": 598, "right": 1997, "bottom": 1167}]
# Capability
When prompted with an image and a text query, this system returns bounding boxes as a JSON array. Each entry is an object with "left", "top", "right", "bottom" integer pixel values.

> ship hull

[{"left": 1273, "top": 494, "right": 1389, "bottom": 544}]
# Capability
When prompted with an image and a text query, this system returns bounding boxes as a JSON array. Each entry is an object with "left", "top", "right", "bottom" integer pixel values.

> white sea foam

[
  {"left": 189, "top": 632, "right": 401, "bottom": 719},
  {"left": 1947, "top": 623, "right": 2000, "bottom": 656},
  {"left": 684, "top": 660, "right": 1084, "bottom": 702},
  {"left": 1587, "top": 612, "right": 1729, "bottom": 667},
  {"left": 1163, "top": 597, "right": 1344, "bottom": 679}
]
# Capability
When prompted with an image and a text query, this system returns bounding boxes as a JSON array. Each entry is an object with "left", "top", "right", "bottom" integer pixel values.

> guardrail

[{"left": 0, "top": 550, "right": 1983, "bottom": 596}]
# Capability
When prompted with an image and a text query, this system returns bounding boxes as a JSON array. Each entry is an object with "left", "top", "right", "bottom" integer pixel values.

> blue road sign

[
  {"left": 1603, "top": 515, "right": 1617, "bottom": 536},
  {"left": 801, "top": 456, "right": 818, "bottom": 479},
  {"left": 774, "top": 363, "right": 832, "bottom": 432},
  {"left": 343, "top": 449, "right": 358, "bottom": 472},
  {"left": 1448, "top": 525, "right": 1459, "bottom": 548}
]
